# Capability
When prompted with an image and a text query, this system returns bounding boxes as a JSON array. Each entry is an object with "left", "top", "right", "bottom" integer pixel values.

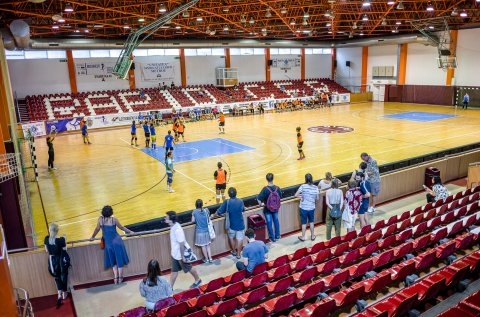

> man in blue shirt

[
  {"left": 357, "top": 172, "right": 371, "bottom": 228},
  {"left": 81, "top": 122, "right": 91, "bottom": 144},
  {"left": 130, "top": 120, "right": 138, "bottom": 146},
  {"left": 217, "top": 187, "right": 245, "bottom": 259},
  {"left": 236, "top": 229, "right": 268, "bottom": 273},
  {"left": 142, "top": 120, "right": 150, "bottom": 148},
  {"left": 463, "top": 93, "right": 470, "bottom": 109},
  {"left": 163, "top": 130, "right": 175, "bottom": 159}
]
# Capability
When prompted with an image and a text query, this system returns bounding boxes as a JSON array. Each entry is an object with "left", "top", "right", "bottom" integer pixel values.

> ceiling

[{"left": 0, "top": 0, "right": 479, "bottom": 41}]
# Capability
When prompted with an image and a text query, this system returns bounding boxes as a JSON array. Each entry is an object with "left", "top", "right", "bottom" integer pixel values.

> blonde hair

[
  {"left": 325, "top": 172, "right": 333, "bottom": 181},
  {"left": 48, "top": 223, "right": 59, "bottom": 245}
]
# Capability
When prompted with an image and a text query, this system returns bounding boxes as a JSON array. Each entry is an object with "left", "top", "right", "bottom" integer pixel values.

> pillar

[
  {"left": 225, "top": 48, "right": 231, "bottom": 68},
  {"left": 361, "top": 47, "right": 368, "bottom": 93},
  {"left": 300, "top": 48, "right": 305, "bottom": 80},
  {"left": 265, "top": 48, "right": 271, "bottom": 82},
  {"left": 446, "top": 30, "right": 458, "bottom": 86},
  {"left": 398, "top": 44, "right": 408, "bottom": 85},
  {"left": 331, "top": 48, "right": 336, "bottom": 81},
  {"left": 180, "top": 48, "right": 186, "bottom": 87},
  {"left": 66, "top": 49, "right": 78, "bottom": 94},
  {"left": 128, "top": 54, "right": 136, "bottom": 90}
]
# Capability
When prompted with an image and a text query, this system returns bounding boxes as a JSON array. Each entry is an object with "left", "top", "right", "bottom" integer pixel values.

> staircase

[{"left": 16, "top": 99, "right": 30, "bottom": 122}]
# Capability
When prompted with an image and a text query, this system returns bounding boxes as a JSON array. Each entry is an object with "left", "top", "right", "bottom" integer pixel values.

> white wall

[
  {"left": 230, "top": 55, "right": 265, "bottom": 82},
  {"left": 75, "top": 57, "right": 130, "bottom": 92},
  {"left": 455, "top": 28, "right": 480, "bottom": 86},
  {"left": 134, "top": 55, "right": 182, "bottom": 88},
  {"left": 270, "top": 54, "right": 302, "bottom": 81},
  {"left": 366, "top": 45, "right": 397, "bottom": 83},
  {"left": 305, "top": 54, "right": 331, "bottom": 79},
  {"left": 8, "top": 59, "right": 71, "bottom": 98},
  {"left": 335, "top": 47, "right": 362, "bottom": 90},
  {"left": 405, "top": 43, "right": 445, "bottom": 86},
  {"left": 185, "top": 55, "right": 226, "bottom": 85}
]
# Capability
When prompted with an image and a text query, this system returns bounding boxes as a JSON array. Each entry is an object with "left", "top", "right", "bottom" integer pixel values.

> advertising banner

[
  {"left": 140, "top": 63, "right": 176, "bottom": 82},
  {"left": 75, "top": 62, "right": 117, "bottom": 82},
  {"left": 85, "top": 112, "right": 141, "bottom": 129},
  {"left": 332, "top": 93, "right": 351, "bottom": 104},
  {"left": 271, "top": 58, "right": 301, "bottom": 70},
  {"left": 46, "top": 118, "right": 82, "bottom": 133},
  {"left": 21, "top": 121, "right": 47, "bottom": 137}
]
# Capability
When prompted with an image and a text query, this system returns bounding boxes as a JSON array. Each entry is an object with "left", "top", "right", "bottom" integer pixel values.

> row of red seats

[
  {"left": 116, "top": 187, "right": 480, "bottom": 317},
  {"left": 438, "top": 290, "right": 480, "bottom": 317}
]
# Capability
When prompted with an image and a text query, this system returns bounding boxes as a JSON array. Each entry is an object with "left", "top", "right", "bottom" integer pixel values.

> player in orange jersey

[
  {"left": 296, "top": 127, "right": 305, "bottom": 160},
  {"left": 214, "top": 162, "right": 227, "bottom": 203},
  {"left": 177, "top": 118, "right": 186, "bottom": 142},
  {"left": 218, "top": 112, "right": 225, "bottom": 134}
]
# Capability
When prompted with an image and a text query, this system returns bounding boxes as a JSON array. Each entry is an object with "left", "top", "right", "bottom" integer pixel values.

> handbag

[
  {"left": 224, "top": 200, "right": 230, "bottom": 232},
  {"left": 100, "top": 237, "right": 105, "bottom": 250},
  {"left": 183, "top": 246, "right": 198, "bottom": 263},
  {"left": 206, "top": 209, "right": 216, "bottom": 240},
  {"left": 329, "top": 190, "right": 343, "bottom": 220}
]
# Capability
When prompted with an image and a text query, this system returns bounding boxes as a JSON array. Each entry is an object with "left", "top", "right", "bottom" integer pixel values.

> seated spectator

[
  {"left": 342, "top": 180, "right": 363, "bottom": 232},
  {"left": 318, "top": 172, "right": 333, "bottom": 192},
  {"left": 139, "top": 259, "right": 173, "bottom": 311},
  {"left": 236, "top": 229, "right": 268, "bottom": 273},
  {"left": 424, "top": 176, "right": 450, "bottom": 203},
  {"left": 217, "top": 187, "right": 245, "bottom": 259},
  {"left": 170, "top": 81, "right": 175, "bottom": 89}
]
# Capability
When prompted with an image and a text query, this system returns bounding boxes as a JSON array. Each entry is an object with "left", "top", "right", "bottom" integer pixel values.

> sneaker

[
  {"left": 236, "top": 255, "right": 241, "bottom": 260},
  {"left": 52, "top": 167, "right": 57, "bottom": 170},
  {"left": 190, "top": 279, "right": 202, "bottom": 289},
  {"left": 230, "top": 250, "right": 237, "bottom": 257},
  {"left": 367, "top": 207, "right": 375, "bottom": 213},
  {"left": 169, "top": 189, "right": 175, "bottom": 193}
]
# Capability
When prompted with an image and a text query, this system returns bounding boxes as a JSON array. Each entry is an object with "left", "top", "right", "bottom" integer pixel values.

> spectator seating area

[
  {"left": 117, "top": 186, "right": 480, "bottom": 317},
  {"left": 23, "top": 78, "right": 349, "bottom": 122},
  {"left": 437, "top": 290, "right": 480, "bottom": 317}
]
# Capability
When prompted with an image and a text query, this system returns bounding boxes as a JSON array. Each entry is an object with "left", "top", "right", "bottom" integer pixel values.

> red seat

[
  {"left": 311, "top": 249, "right": 332, "bottom": 265},
  {"left": 442, "top": 261, "right": 471, "bottom": 288},
  {"left": 243, "top": 272, "right": 268, "bottom": 290},
  {"left": 237, "top": 285, "right": 269, "bottom": 305},
  {"left": 186, "top": 292, "right": 218, "bottom": 309},
  {"left": 411, "top": 214, "right": 424, "bottom": 227},
  {"left": 325, "top": 236, "right": 342, "bottom": 247},
  {"left": 154, "top": 297, "right": 176, "bottom": 311},
  {"left": 378, "top": 235, "right": 396, "bottom": 249},
  {"left": 224, "top": 270, "right": 246, "bottom": 284},
  {"left": 372, "top": 220, "right": 386, "bottom": 231},
  {"left": 332, "top": 242, "right": 349, "bottom": 257},
  {"left": 157, "top": 302, "right": 189, "bottom": 317},
  {"left": 350, "top": 236, "right": 366, "bottom": 250},
  {"left": 436, "top": 240, "right": 457, "bottom": 260},
  {"left": 462, "top": 290, "right": 480, "bottom": 311},
  {"left": 294, "top": 298, "right": 336, "bottom": 317},
  {"left": 340, "top": 249, "right": 360, "bottom": 266},
  {"left": 267, "top": 263, "right": 291, "bottom": 280},
  {"left": 366, "top": 230, "right": 382, "bottom": 243},
  {"left": 289, "top": 247, "right": 308, "bottom": 261},
  {"left": 173, "top": 288, "right": 200, "bottom": 302},
  {"left": 290, "top": 255, "right": 312, "bottom": 272},
  {"left": 316, "top": 258, "right": 339, "bottom": 275},
  {"left": 437, "top": 307, "right": 478, "bottom": 317},
  {"left": 307, "top": 241, "right": 326, "bottom": 254},
  {"left": 199, "top": 277, "right": 224, "bottom": 293},
  {"left": 331, "top": 285, "right": 365, "bottom": 308},
  {"left": 251, "top": 262, "right": 268, "bottom": 275},
  {"left": 383, "top": 224, "right": 397, "bottom": 237},
  {"left": 414, "top": 249, "right": 436, "bottom": 270},
  {"left": 413, "top": 234, "right": 430, "bottom": 250},
  {"left": 372, "top": 249, "right": 393, "bottom": 268},
  {"left": 267, "top": 254, "right": 288, "bottom": 269},
  {"left": 402, "top": 275, "right": 446, "bottom": 304},
  {"left": 262, "top": 292, "right": 296, "bottom": 315},
  {"left": 393, "top": 241, "right": 413, "bottom": 259},
  {"left": 430, "top": 227, "right": 448, "bottom": 244},
  {"left": 205, "top": 298, "right": 239, "bottom": 316},
  {"left": 390, "top": 261, "right": 415, "bottom": 282},
  {"left": 294, "top": 279, "right": 325, "bottom": 302},
  {"left": 234, "top": 306, "right": 266, "bottom": 317},
  {"left": 324, "top": 269, "right": 350, "bottom": 290},
  {"left": 370, "top": 292, "right": 417, "bottom": 317},
  {"left": 184, "top": 310, "right": 207, "bottom": 317},
  {"left": 293, "top": 266, "right": 317, "bottom": 284},
  {"left": 341, "top": 230, "right": 357, "bottom": 242},
  {"left": 397, "top": 220, "right": 411, "bottom": 233},
  {"left": 349, "top": 259, "right": 373, "bottom": 279},
  {"left": 358, "top": 225, "right": 372, "bottom": 236},
  {"left": 118, "top": 307, "right": 147, "bottom": 317},
  {"left": 363, "top": 271, "right": 392, "bottom": 294},
  {"left": 455, "top": 233, "right": 475, "bottom": 251},
  {"left": 360, "top": 242, "right": 379, "bottom": 257},
  {"left": 266, "top": 275, "right": 293, "bottom": 294},
  {"left": 216, "top": 281, "right": 244, "bottom": 300},
  {"left": 385, "top": 216, "right": 397, "bottom": 227}
]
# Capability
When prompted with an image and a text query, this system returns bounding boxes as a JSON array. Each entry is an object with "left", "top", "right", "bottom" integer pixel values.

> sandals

[
  {"left": 118, "top": 276, "right": 124, "bottom": 284},
  {"left": 298, "top": 236, "right": 306, "bottom": 242},
  {"left": 311, "top": 235, "right": 317, "bottom": 241}
]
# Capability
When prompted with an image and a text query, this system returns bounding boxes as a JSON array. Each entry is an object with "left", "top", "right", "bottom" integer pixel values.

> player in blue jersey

[
  {"left": 142, "top": 120, "right": 150, "bottom": 148},
  {"left": 165, "top": 151, "right": 175, "bottom": 193},
  {"left": 81, "top": 122, "right": 91, "bottom": 144},
  {"left": 163, "top": 130, "right": 175, "bottom": 159},
  {"left": 130, "top": 121, "right": 139, "bottom": 146},
  {"left": 149, "top": 123, "right": 157, "bottom": 150}
]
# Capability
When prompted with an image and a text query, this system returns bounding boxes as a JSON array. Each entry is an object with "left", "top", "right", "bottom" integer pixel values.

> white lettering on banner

[
  {"left": 75, "top": 62, "right": 117, "bottom": 82},
  {"left": 140, "top": 63, "right": 176, "bottom": 82},
  {"left": 85, "top": 112, "right": 141, "bottom": 129},
  {"left": 22, "top": 121, "right": 47, "bottom": 137}
]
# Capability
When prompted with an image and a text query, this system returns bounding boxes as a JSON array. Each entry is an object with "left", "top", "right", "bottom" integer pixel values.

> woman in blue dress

[{"left": 90, "top": 205, "right": 134, "bottom": 284}]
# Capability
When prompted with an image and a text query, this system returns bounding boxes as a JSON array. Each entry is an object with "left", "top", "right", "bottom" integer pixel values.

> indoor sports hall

[{"left": 1, "top": 1, "right": 480, "bottom": 317}]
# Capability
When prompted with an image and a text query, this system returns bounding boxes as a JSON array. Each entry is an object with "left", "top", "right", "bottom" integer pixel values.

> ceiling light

[
  {"left": 138, "top": 17, "right": 145, "bottom": 22},
  {"left": 210, "top": 30, "right": 216, "bottom": 35},
  {"left": 280, "top": 6, "right": 287, "bottom": 14},
  {"left": 451, "top": 7, "right": 458, "bottom": 16},
  {"left": 362, "top": 14, "right": 369, "bottom": 21},
  {"left": 64, "top": 3, "right": 74, "bottom": 12},
  {"left": 324, "top": 10, "right": 331, "bottom": 17},
  {"left": 249, "top": 17, "right": 255, "bottom": 25},
  {"left": 396, "top": 1, "right": 404, "bottom": 9},
  {"left": 123, "top": 25, "right": 130, "bottom": 29},
  {"left": 428, "top": 25, "right": 434, "bottom": 29},
  {"left": 261, "top": 28, "right": 267, "bottom": 32},
  {"left": 326, "top": 23, "right": 332, "bottom": 27},
  {"left": 222, "top": 7, "right": 229, "bottom": 12},
  {"left": 196, "top": 16, "right": 203, "bottom": 22},
  {"left": 460, "top": 11, "right": 468, "bottom": 17},
  {"left": 395, "top": 21, "right": 401, "bottom": 25},
  {"left": 303, "top": 30, "right": 311, "bottom": 33},
  {"left": 381, "top": 18, "right": 387, "bottom": 26},
  {"left": 392, "top": 26, "right": 399, "bottom": 33},
  {"left": 426, "top": 2, "right": 434, "bottom": 11},
  {"left": 303, "top": 12, "right": 310, "bottom": 18},
  {"left": 52, "top": 25, "right": 59, "bottom": 29},
  {"left": 240, "top": 14, "right": 246, "bottom": 23},
  {"left": 223, "top": 25, "right": 229, "bottom": 31},
  {"left": 93, "top": 24, "right": 104, "bottom": 28},
  {"left": 359, "top": 32, "right": 364, "bottom": 36},
  {"left": 84, "top": 29, "right": 90, "bottom": 33},
  {"left": 352, "top": 22, "right": 358, "bottom": 29},
  {"left": 265, "top": 9, "right": 272, "bottom": 18},
  {"left": 349, "top": 32, "right": 353, "bottom": 38},
  {"left": 158, "top": 3, "right": 167, "bottom": 13},
  {"left": 302, "top": 18, "right": 308, "bottom": 26},
  {"left": 328, "top": 30, "right": 332, "bottom": 34},
  {"left": 362, "top": 0, "right": 371, "bottom": 7},
  {"left": 175, "top": 25, "right": 181, "bottom": 29},
  {"left": 182, "top": 10, "right": 190, "bottom": 18},
  {"left": 387, "top": 0, "right": 395, "bottom": 4},
  {"left": 290, "top": 19, "right": 296, "bottom": 25},
  {"left": 58, "top": 16, "right": 65, "bottom": 23},
  {"left": 74, "top": 29, "right": 80, "bottom": 33}
]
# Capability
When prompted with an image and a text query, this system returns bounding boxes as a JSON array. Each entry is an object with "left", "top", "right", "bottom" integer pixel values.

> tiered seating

[
  {"left": 438, "top": 291, "right": 480, "bottom": 317},
  {"left": 24, "top": 78, "right": 350, "bottom": 121},
  {"left": 116, "top": 186, "right": 480, "bottom": 317}
]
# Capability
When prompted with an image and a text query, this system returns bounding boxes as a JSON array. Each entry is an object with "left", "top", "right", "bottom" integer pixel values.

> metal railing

[{"left": 14, "top": 288, "right": 34, "bottom": 317}]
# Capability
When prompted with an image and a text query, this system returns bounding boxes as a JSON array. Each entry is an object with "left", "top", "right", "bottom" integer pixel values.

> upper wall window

[
  {"left": 184, "top": 48, "right": 197, "bottom": 56},
  {"left": 290, "top": 48, "right": 301, "bottom": 55},
  {"left": 196, "top": 48, "right": 211, "bottom": 56},
  {"left": 164, "top": 49, "right": 179, "bottom": 56},
  {"left": 24, "top": 51, "right": 47, "bottom": 59},
  {"left": 148, "top": 49, "right": 165, "bottom": 56},
  {"left": 47, "top": 50, "right": 67, "bottom": 59},
  {"left": 72, "top": 50, "right": 91, "bottom": 58},
  {"left": 253, "top": 48, "right": 265, "bottom": 55},
  {"left": 89, "top": 50, "right": 110, "bottom": 58},
  {"left": 240, "top": 48, "right": 254, "bottom": 55},
  {"left": 5, "top": 50, "right": 25, "bottom": 59},
  {"left": 211, "top": 48, "right": 225, "bottom": 56}
]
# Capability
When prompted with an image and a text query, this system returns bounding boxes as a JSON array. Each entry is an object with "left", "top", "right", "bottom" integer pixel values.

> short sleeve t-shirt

[
  {"left": 131, "top": 124, "right": 137, "bottom": 134},
  {"left": 165, "top": 135, "right": 174, "bottom": 147},
  {"left": 149, "top": 126, "right": 156, "bottom": 136},
  {"left": 318, "top": 180, "right": 332, "bottom": 191},
  {"left": 170, "top": 223, "right": 190, "bottom": 260},
  {"left": 296, "top": 184, "right": 319, "bottom": 210},
  {"left": 257, "top": 185, "right": 283, "bottom": 213},
  {"left": 217, "top": 198, "right": 245, "bottom": 231},
  {"left": 360, "top": 180, "right": 371, "bottom": 207},
  {"left": 367, "top": 157, "right": 380, "bottom": 183},
  {"left": 143, "top": 124, "right": 149, "bottom": 133},
  {"left": 81, "top": 124, "right": 87, "bottom": 135},
  {"left": 166, "top": 158, "right": 173, "bottom": 173},
  {"left": 242, "top": 240, "right": 268, "bottom": 272},
  {"left": 433, "top": 184, "right": 450, "bottom": 201}
]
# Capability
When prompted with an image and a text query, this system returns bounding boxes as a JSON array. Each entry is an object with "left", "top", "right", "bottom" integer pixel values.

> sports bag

[{"left": 265, "top": 186, "right": 281, "bottom": 212}]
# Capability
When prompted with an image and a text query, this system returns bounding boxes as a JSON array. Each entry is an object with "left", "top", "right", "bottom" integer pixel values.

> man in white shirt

[{"left": 165, "top": 211, "right": 202, "bottom": 289}]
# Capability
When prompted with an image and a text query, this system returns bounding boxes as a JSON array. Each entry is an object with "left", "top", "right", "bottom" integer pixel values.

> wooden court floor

[{"left": 29, "top": 102, "right": 480, "bottom": 243}]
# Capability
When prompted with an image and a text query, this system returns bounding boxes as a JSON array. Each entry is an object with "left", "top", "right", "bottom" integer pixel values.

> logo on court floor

[{"left": 308, "top": 126, "right": 354, "bottom": 134}]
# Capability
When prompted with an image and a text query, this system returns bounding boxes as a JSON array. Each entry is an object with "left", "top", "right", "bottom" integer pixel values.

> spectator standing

[
  {"left": 45, "top": 223, "right": 69, "bottom": 308},
  {"left": 351, "top": 162, "right": 369, "bottom": 184},
  {"left": 357, "top": 172, "right": 370, "bottom": 228},
  {"left": 325, "top": 179, "right": 344, "bottom": 240},
  {"left": 139, "top": 260, "right": 173, "bottom": 310},
  {"left": 191, "top": 199, "right": 213, "bottom": 263},
  {"left": 217, "top": 187, "right": 245, "bottom": 259},
  {"left": 342, "top": 180, "right": 363, "bottom": 232},
  {"left": 424, "top": 176, "right": 450, "bottom": 203},
  {"left": 257, "top": 173, "right": 283, "bottom": 242},
  {"left": 171, "top": 81, "right": 175, "bottom": 89},
  {"left": 165, "top": 211, "right": 202, "bottom": 289},
  {"left": 90, "top": 206, "right": 133, "bottom": 284},
  {"left": 463, "top": 93, "right": 470, "bottom": 109},
  {"left": 236, "top": 229, "right": 269, "bottom": 272},
  {"left": 361, "top": 153, "right": 380, "bottom": 213},
  {"left": 318, "top": 172, "right": 333, "bottom": 192},
  {"left": 295, "top": 173, "right": 320, "bottom": 241}
]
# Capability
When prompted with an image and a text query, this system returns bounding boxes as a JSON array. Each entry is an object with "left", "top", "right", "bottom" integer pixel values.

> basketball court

[{"left": 28, "top": 102, "right": 480, "bottom": 243}]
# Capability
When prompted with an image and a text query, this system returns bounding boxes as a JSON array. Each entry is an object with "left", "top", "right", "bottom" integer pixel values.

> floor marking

[
  {"left": 174, "top": 167, "right": 216, "bottom": 194},
  {"left": 119, "top": 138, "right": 142, "bottom": 149}
]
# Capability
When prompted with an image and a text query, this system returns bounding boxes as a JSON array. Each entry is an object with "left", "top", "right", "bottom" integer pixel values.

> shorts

[
  {"left": 300, "top": 208, "right": 315, "bottom": 224},
  {"left": 145, "top": 132, "right": 150, "bottom": 138},
  {"left": 171, "top": 257, "right": 192, "bottom": 273},
  {"left": 151, "top": 135, "right": 156, "bottom": 142},
  {"left": 370, "top": 181, "right": 381, "bottom": 196},
  {"left": 178, "top": 132, "right": 184, "bottom": 135},
  {"left": 165, "top": 146, "right": 174, "bottom": 152},
  {"left": 167, "top": 172, "right": 173, "bottom": 184},
  {"left": 358, "top": 203, "right": 369, "bottom": 215},
  {"left": 216, "top": 183, "right": 226, "bottom": 190},
  {"left": 297, "top": 142, "right": 304, "bottom": 150},
  {"left": 227, "top": 229, "right": 244, "bottom": 240},
  {"left": 219, "top": 122, "right": 225, "bottom": 127},
  {"left": 131, "top": 133, "right": 137, "bottom": 137}
]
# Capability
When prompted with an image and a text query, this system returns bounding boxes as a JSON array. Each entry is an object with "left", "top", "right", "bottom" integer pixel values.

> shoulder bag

[
  {"left": 206, "top": 209, "right": 216, "bottom": 240},
  {"left": 224, "top": 200, "right": 230, "bottom": 233}
]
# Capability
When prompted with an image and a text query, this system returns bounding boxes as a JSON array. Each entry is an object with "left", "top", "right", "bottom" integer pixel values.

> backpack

[
  {"left": 265, "top": 186, "right": 281, "bottom": 212},
  {"left": 329, "top": 189, "right": 343, "bottom": 220}
]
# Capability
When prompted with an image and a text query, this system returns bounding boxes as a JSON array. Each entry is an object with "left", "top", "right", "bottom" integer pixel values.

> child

[
  {"left": 165, "top": 151, "right": 175, "bottom": 193},
  {"left": 81, "top": 121, "right": 91, "bottom": 144},
  {"left": 130, "top": 120, "right": 139, "bottom": 146},
  {"left": 142, "top": 120, "right": 150, "bottom": 148},
  {"left": 149, "top": 123, "right": 157, "bottom": 150},
  {"left": 177, "top": 119, "right": 186, "bottom": 142},
  {"left": 296, "top": 127, "right": 305, "bottom": 160}
]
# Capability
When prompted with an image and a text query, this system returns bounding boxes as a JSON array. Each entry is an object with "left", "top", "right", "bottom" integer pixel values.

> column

[
  {"left": 180, "top": 48, "right": 187, "bottom": 87},
  {"left": 300, "top": 48, "right": 305, "bottom": 80},
  {"left": 128, "top": 54, "right": 136, "bottom": 90},
  {"left": 66, "top": 49, "right": 77, "bottom": 94},
  {"left": 265, "top": 48, "right": 271, "bottom": 82},
  {"left": 446, "top": 30, "right": 458, "bottom": 86},
  {"left": 331, "top": 48, "right": 336, "bottom": 81},
  {"left": 361, "top": 47, "right": 368, "bottom": 93},
  {"left": 225, "top": 48, "right": 231, "bottom": 68},
  {"left": 398, "top": 44, "right": 408, "bottom": 85}
]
